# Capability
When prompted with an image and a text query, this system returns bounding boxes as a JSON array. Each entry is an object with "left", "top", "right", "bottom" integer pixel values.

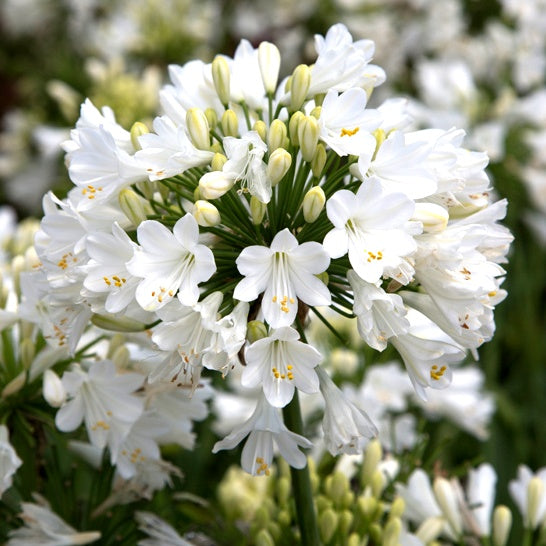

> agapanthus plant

[{"left": 20, "top": 23, "right": 512, "bottom": 543}]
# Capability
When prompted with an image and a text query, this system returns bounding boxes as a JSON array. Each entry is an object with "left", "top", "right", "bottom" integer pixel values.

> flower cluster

[{"left": 22, "top": 23, "right": 512, "bottom": 475}]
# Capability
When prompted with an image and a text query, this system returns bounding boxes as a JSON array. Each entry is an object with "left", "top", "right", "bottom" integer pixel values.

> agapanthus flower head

[{"left": 27, "top": 22, "right": 512, "bottom": 473}]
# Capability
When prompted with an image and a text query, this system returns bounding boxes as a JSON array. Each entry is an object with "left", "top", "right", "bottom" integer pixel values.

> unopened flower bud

[
  {"left": 289, "top": 111, "right": 304, "bottom": 145},
  {"left": 339, "top": 510, "right": 353, "bottom": 536},
  {"left": 20, "top": 338, "right": 35, "bottom": 370},
  {"left": 255, "top": 529, "right": 275, "bottom": 546},
  {"left": 267, "top": 148, "right": 292, "bottom": 186},
  {"left": 383, "top": 517, "right": 402, "bottom": 546},
  {"left": 211, "top": 152, "right": 228, "bottom": 171},
  {"left": 253, "top": 120, "right": 267, "bottom": 142},
  {"left": 319, "top": 509, "right": 338, "bottom": 544},
  {"left": 303, "top": 186, "right": 325, "bottom": 223},
  {"left": 91, "top": 313, "right": 147, "bottom": 332},
  {"left": 361, "top": 439, "right": 382, "bottom": 487},
  {"left": 43, "top": 369, "right": 66, "bottom": 408},
  {"left": 119, "top": 188, "right": 149, "bottom": 227},
  {"left": 136, "top": 180, "right": 156, "bottom": 201},
  {"left": 267, "top": 119, "right": 287, "bottom": 153},
  {"left": 389, "top": 497, "right": 406, "bottom": 520},
  {"left": 416, "top": 516, "right": 444, "bottom": 543},
  {"left": 492, "top": 505, "right": 512, "bottom": 546},
  {"left": 107, "top": 333, "right": 126, "bottom": 359},
  {"left": 357, "top": 496, "right": 378, "bottom": 520},
  {"left": 199, "top": 171, "right": 235, "bottom": 199},
  {"left": 290, "top": 64, "right": 311, "bottom": 111},
  {"left": 298, "top": 116, "right": 319, "bottom": 162},
  {"left": 250, "top": 196, "right": 267, "bottom": 225},
  {"left": 130, "top": 121, "right": 149, "bottom": 151},
  {"left": 311, "top": 143, "right": 327, "bottom": 178},
  {"left": 193, "top": 186, "right": 201, "bottom": 201},
  {"left": 527, "top": 477, "right": 544, "bottom": 529},
  {"left": 205, "top": 108, "right": 218, "bottom": 129},
  {"left": 371, "top": 468, "right": 386, "bottom": 498},
  {"left": 212, "top": 55, "right": 231, "bottom": 106},
  {"left": 193, "top": 200, "right": 221, "bottom": 227},
  {"left": 258, "top": 42, "right": 281, "bottom": 94},
  {"left": 2, "top": 371, "right": 26, "bottom": 398},
  {"left": 277, "top": 476, "right": 291, "bottom": 506},
  {"left": 412, "top": 203, "right": 449, "bottom": 233},
  {"left": 310, "top": 106, "right": 322, "bottom": 119},
  {"left": 347, "top": 533, "right": 360, "bottom": 546},
  {"left": 369, "top": 523, "right": 382, "bottom": 543},
  {"left": 221, "top": 109, "right": 239, "bottom": 136},
  {"left": 111, "top": 345, "right": 130, "bottom": 370},
  {"left": 247, "top": 320, "right": 268, "bottom": 343},
  {"left": 186, "top": 107, "right": 211, "bottom": 150},
  {"left": 433, "top": 477, "right": 463, "bottom": 535}
]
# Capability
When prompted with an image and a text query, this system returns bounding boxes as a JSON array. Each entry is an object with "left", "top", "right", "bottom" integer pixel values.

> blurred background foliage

[{"left": 0, "top": 0, "right": 545, "bottom": 544}]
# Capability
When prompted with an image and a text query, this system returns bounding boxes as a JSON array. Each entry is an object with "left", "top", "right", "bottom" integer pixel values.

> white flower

[
  {"left": 0, "top": 425, "right": 22, "bottom": 497},
  {"left": 390, "top": 308, "right": 465, "bottom": 401},
  {"left": 212, "top": 395, "right": 312, "bottom": 476},
  {"left": 348, "top": 270, "right": 410, "bottom": 351},
  {"left": 318, "top": 89, "right": 380, "bottom": 156},
  {"left": 323, "top": 179, "right": 417, "bottom": 284},
  {"left": 234, "top": 228, "right": 331, "bottom": 328},
  {"left": 127, "top": 214, "right": 216, "bottom": 310},
  {"left": 318, "top": 367, "right": 377, "bottom": 455},
  {"left": 7, "top": 502, "right": 101, "bottom": 545},
  {"left": 55, "top": 360, "right": 144, "bottom": 459},
  {"left": 243, "top": 326, "right": 322, "bottom": 408},
  {"left": 466, "top": 463, "right": 497, "bottom": 536},
  {"left": 509, "top": 465, "right": 546, "bottom": 529},
  {"left": 135, "top": 512, "right": 187, "bottom": 546},
  {"left": 135, "top": 115, "right": 214, "bottom": 181}
]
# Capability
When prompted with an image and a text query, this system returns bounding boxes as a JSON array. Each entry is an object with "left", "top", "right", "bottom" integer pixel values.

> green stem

[
  {"left": 522, "top": 528, "right": 533, "bottom": 546},
  {"left": 282, "top": 391, "right": 321, "bottom": 546}
]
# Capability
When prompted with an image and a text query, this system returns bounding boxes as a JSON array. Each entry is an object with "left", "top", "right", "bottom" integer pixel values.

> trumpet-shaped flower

[
  {"left": 243, "top": 326, "right": 322, "bottom": 408},
  {"left": 234, "top": 228, "right": 331, "bottom": 328},
  {"left": 127, "top": 214, "right": 216, "bottom": 310}
]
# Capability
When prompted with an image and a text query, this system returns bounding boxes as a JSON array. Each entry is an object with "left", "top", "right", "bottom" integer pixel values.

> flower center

[
  {"left": 255, "top": 457, "right": 270, "bottom": 476},
  {"left": 340, "top": 127, "right": 359, "bottom": 137},
  {"left": 430, "top": 364, "right": 447, "bottom": 380}
]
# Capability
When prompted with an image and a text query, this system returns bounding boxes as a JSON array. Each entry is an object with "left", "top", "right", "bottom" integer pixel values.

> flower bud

[
  {"left": 119, "top": 188, "right": 149, "bottom": 227},
  {"left": 205, "top": 108, "right": 218, "bottom": 129},
  {"left": 389, "top": 497, "right": 406, "bottom": 520},
  {"left": 492, "top": 505, "right": 512, "bottom": 546},
  {"left": 253, "top": 120, "right": 267, "bottom": 142},
  {"left": 91, "top": 313, "right": 147, "bottom": 332},
  {"left": 369, "top": 523, "right": 382, "bottom": 543},
  {"left": 310, "top": 106, "right": 322, "bottom": 119},
  {"left": 527, "top": 476, "right": 544, "bottom": 529},
  {"left": 258, "top": 42, "right": 281, "bottom": 94},
  {"left": 314, "top": 93, "right": 326, "bottom": 107},
  {"left": 327, "top": 472, "right": 349, "bottom": 506},
  {"left": 347, "top": 533, "right": 360, "bottom": 546},
  {"left": 136, "top": 179, "right": 156, "bottom": 201},
  {"left": 412, "top": 203, "right": 449, "bottom": 233},
  {"left": 311, "top": 143, "right": 327, "bottom": 178},
  {"left": 212, "top": 55, "right": 231, "bottom": 105},
  {"left": 186, "top": 107, "right": 211, "bottom": 150},
  {"left": 433, "top": 477, "right": 463, "bottom": 536},
  {"left": 303, "top": 186, "right": 325, "bottom": 223},
  {"left": 290, "top": 64, "right": 311, "bottom": 111},
  {"left": 2, "top": 372, "right": 26, "bottom": 398},
  {"left": 416, "top": 516, "right": 444, "bottom": 543},
  {"left": 361, "top": 439, "right": 382, "bottom": 488},
  {"left": 193, "top": 200, "right": 221, "bottom": 227},
  {"left": 255, "top": 529, "right": 275, "bottom": 546},
  {"left": 107, "top": 333, "right": 126, "bottom": 359},
  {"left": 357, "top": 496, "right": 378, "bottom": 520},
  {"left": 130, "top": 121, "right": 149, "bottom": 151},
  {"left": 319, "top": 508, "right": 339, "bottom": 544},
  {"left": 221, "top": 109, "right": 239, "bottom": 137},
  {"left": 339, "top": 509, "right": 353, "bottom": 536},
  {"left": 267, "top": 148, "right": 292, "bottom": 186},
  {"left": 289, "top": 111, "right": 304, "bottom": 145},
  {"left": 268, "top": 119, "right": 287, "bottom": 153},
  {"left": 371, "top": 469, "right": 386, "bottom": 498},
  {"left": 277, "top": 476, "right": 291, "bottom": 506},
  {"left": 383, "top": 517, "right": 402, "bottom": 546},
  {"left": 199, "top": 171, "right": 235, "bottom": 199},
  {"left": 247, "top": 320, "right": 268, "bottom": 343},
  {"left": 250, "top": 196, "right": 267, "bottom": 225},
  {"left": 111, "top": 345, "right": 130, "bottom": 370},
  {"left": 211, "top": 152, "right": 228, "bottom": 171},
  {"left": 298, "top": 116, "right": 319, "bottom": 162},
  {"left": 43, "top": 369, "right": 66, "bottom": 408}
]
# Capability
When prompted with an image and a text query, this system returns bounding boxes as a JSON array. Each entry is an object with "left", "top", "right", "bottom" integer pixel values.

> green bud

[
  {"left": 111, "top": 345, "right": 130, "bottom": 370},
  {"left": 371, "top": 469, "right": 386, "bottom": 498},
  {"left": 290, "top": 64, "right": 311, "bottom": 111},
  {"left": 136, "top": 179, "right": 156, "bottom": 201},
  {"left": 119, "top": 188, "right": 149, "bottom": 227},
  {"left": 91, "top": 313, "right": 147, "bottom": 332},
  {"left": 328, "top": 471, "right": 349, "bottom": 506},
  {"left": 357, "top": 496, "right": 378, "bottom": 521},
  {"left": 492, "top": 505, "right": 512, "bottom": 546},
  {"left": 278, "top": 509, "right": 291, "bottom": 527},
  {"left": 268, "top": 119, "right": 287, "bottom": 152},
  {"left": 130, "top": 121, "right": 149, "bottom": 151},
  {"left": 258, "top": 41, "right": 281, "bottom": 94},
  {"left": 211, "top": 152, "right": 228, "bottom": 171},
  {"left": 186, "top": 107, "right": 211, "bottom": 150},
  {"left": 277, "top": 477, "right": 291, "bottom": 506},
  {"left": 416, "top": 516, "right": 444, "bottom": 544},
  {"left": 254, "top": 506, "right": 270, "bottom": 529},
  {"left": 250, "top": 196, "right": 267, "bottom": 225},
  {"left": 193, "top": 186, "right": 201, "bottom": 201},
  {"left": 193, "top": 200, "right": 221, "bottom": 227},
  {"left": 2, "top": 372, "right": 26, "bottom": 398},
  {"left": 314, "top": 93, "right": 326, "bottom": 107},
  {"left": 303, "top": 186, "right": 326, "bottom": 223},
  {"left": 382, "top": 517, "right": 401, "bottom": 546},
  {"left": 20, "top": 338, "right": 35, "bottom": 370},
  {"left": 212, "top": 55, "right": 231, "bottom": 106},
  {"left": 342, "top": 490, "right": 354, "bottom": 510},
  {"left": 389, "top": 497, "right": 406, "bottom": 520},
  {"left": 253, "top": 120, "right": 267, "bottom": 142},
  {"left": 221, "top": 109, "right": 239, "bottom": 137},
  {"left": 369, "top": 523, "right": 383, "bottom": 543},
  {"left": 267, "top": 148, "right": 292, "bottom": 186},
  {"left": 316, "top": 494, "right": 332, "bottom": 514},
  {"left": 266, "top": 522, "right": 281, "bottom": 542},
  {"left": 338, "top": 509, "right": 354, "bottom": 537},
  {"left": 298, "top": 116, "right": 319, "bottom": 162},
  {"left": 311, "top": 143, "right": 327, "bottom": 178},
  {"left": 319, "top": 508, "right": 339, "bottom": 544},
  {"left": 254, "top": 529, "right": 275, "bottom": 546},
  {"left": 107, "top": 333, "right": 126, "bottom": 358},
  {"left": 347, "top": 533, "right": 360, "bottom": 546},
  {"left": 310, "top": 105, "right": 322, "bottom": 119},
  {"left": 361, "top": 439, "right": 382, "bottom": 488},
  {"left": 205, "top": 108, "right": 218, "bottom": 129},
  {"left": 289, "top": 111, "right": 304, "bottom": 145},
  {"left": 247, "top": 320, "right": 268, "bottom": 343}
]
